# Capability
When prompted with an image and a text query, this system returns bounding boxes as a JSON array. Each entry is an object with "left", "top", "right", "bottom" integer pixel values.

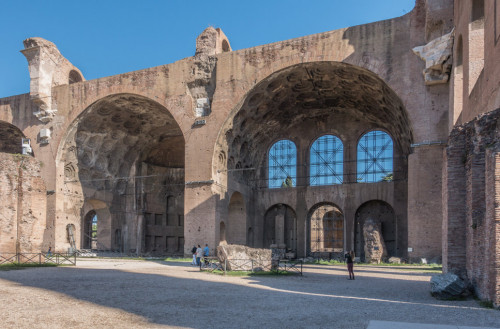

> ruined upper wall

[
  {"left": 0, "top": 0, "right": 456, "bottom": 183},
  {"left": 451, "top": 0, "right": 500, "bottom": 126},
  {"left": 21, "top": 37, "right": 85, "bottom": 123}
]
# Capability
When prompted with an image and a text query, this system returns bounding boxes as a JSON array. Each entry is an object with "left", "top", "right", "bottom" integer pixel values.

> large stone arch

[
  {"left": 212, "top": 61, "right": 412, "bottom": 258},
  {"left": 213, "top": 61, "right": 413, "bottom": 189},
  {"left": 55, "top": 93, "right": 185, "bottom": 254}
]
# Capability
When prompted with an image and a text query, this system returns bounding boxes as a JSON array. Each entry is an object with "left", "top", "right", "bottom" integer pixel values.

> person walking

[
  {"left": 203, "top": 244, "right": 210, "bottom": 265},
  {"left": 191, "top": 245, "right": 197, "bottom": 265},
  {"left": 345, "top": 250, "right": 355, "bottom": 280},
  {"left": 196, "top": 244, "right": 202, "bottom": 266}
]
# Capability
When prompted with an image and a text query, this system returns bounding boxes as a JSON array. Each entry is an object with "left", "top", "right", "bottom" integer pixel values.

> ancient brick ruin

[{"left": 0, "top": 0, "right": 499, "bottom": 307}]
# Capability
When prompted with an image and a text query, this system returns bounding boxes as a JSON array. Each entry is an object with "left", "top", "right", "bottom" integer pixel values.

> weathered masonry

[{"left": 0, "top": 0, "right": 499, "bottom": 307}]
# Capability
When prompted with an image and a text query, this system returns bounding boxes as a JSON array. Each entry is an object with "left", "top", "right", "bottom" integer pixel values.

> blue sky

[{"left": 0, "top": 0, "right": 415, "bottom": 98}]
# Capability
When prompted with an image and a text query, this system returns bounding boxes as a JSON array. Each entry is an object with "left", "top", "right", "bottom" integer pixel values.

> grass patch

[
  {"left": 305, "top": 260, "right": 442, "bottom": 272},
  {"left": 163, "top": 257, "right": 192, "bottom": 262},
  {"left": 207, "top": 270, "right": 297, "bottom": 277},
  {"left": 0, "top": 263, "right": 58, "bottom": 271},
  {"left": 431, "top": 292, "right": 468, "bottom": 301},
  {"left": 478, "top": 300, "right": 494, "bottom": 309},
  {"left": 305, "top": 259, "right": 344, "bottom": 265}
]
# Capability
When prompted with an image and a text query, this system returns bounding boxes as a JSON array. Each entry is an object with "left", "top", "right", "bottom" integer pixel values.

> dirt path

[{"left": 0, "top": 259, "right": 498, "bottom": 329}]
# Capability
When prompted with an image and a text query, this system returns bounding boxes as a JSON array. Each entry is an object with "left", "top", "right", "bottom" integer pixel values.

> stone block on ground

[
  {"left": 217, "top": 244, "right": 272, "bottom": 271},
  {"left": 388, "top": 257, "right": 402, "bottom": 264},
  {"left": 430, "top": 273, "right": 467, "bottom": 300}
]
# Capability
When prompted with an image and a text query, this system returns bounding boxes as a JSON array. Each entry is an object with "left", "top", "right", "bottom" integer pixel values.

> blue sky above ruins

[{"left": 0, "top": 0, "right": 415, "bottom": 98}]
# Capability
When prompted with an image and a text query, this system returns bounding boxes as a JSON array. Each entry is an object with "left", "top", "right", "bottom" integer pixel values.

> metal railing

[
  {"left": 200, "top": 257, "right": 302, "bottom": 275},
  {"left": 0, "top": 253, "right": 77, "bottom": 266}
]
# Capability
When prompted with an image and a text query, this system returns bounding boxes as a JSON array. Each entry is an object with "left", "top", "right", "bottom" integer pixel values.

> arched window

[
  {"left": 357, "top": 130, "right": 393, "bottom": 183},
  {"left": 268, "top": 140, "right": 297, "bottom": 188},
  {"left": 310, "top": 135, "right": 343, "bottom": 186},
  {"left": 69, "top": 70, "right": 82, "bottom": 84}
]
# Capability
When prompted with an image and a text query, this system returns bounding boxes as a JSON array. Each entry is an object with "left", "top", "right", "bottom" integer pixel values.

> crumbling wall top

[
  {"left": 195, "top": 27, "right": 231, "bottom": 57},
  {"left": 21, "top": 37, "right": 85, "bottom": 123}
]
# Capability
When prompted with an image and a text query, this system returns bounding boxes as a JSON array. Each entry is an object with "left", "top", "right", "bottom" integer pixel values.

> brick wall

[
  {"left": 444, "top": 108, "right": 500, "bottom": 307},
  {"left": 0, "top": 153, "right": 47, "bottom": 253}
]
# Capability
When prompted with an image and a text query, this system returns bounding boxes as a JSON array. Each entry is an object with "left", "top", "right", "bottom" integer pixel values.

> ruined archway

[
  {"left": 0, "top": 121, "right": 26, "bottom": 154},
  {"left": 213, "top": 61, "right": 412, "bottom": 258},
  {"left": 58, "top": 93, "right": 185, "bottom": 254},
  {"left": 307, "top": 203, "right": 344, "bottom": 259},
  {"left": 227, "top": 191, "right": 246, "bottom": 245},
  {"left": 354, "top": 200, "right": 396, "bottom": 262}
]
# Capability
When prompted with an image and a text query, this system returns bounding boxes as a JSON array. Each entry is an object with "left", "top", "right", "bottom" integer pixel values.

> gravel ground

[{"left": 0, "top": 259, "right": 499, "bottom": 329}]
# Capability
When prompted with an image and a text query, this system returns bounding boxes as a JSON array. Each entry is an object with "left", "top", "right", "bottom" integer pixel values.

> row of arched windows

[{"left": 268, "top": 130, "right": 393, "bottom": 188}]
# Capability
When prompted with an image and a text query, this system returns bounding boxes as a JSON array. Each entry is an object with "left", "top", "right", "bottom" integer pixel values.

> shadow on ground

[{"left": 0, "top": 261, "right": 498, "bottom": 329}]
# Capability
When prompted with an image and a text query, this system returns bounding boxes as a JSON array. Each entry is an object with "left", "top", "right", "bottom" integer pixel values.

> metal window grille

[
  {"left": 268, "top": 140, "right": 297, "bottom": 188},
  {"left": 310, "top": 135, "right": 343, "bottom": 186},
  {"left": 357, "top": 130, "right": 393, "bottom": 183},
  {"left": 310, "top": 205, "right": 343, "bottom": 253}
]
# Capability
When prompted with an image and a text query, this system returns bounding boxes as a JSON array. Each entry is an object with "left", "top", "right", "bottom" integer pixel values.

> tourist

[
  {"left": 46, "top": 246, "right": 52, "bottom": 257},
  {"left": 191, "top": 245, "right": 197, "bottom": 265},
  {"left": 196, "top": 244, "right": 202, "bottom": 266},
  {"left": 203, "top": 244, "right": 209, "bottom": 265},
  {"left": 345, "top": 250, "right": 355, "bottom": 280}
]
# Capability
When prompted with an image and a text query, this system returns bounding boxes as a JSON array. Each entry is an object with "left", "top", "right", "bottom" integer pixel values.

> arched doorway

[
  {"left": 307, "top": 203, "right": 344, "bottom": 259},
  {"left": 83, "top": 210, "right": 97, "bottom": 249},
  {"left": 219, "top": 221, "right": 226, "bottom": 245},
  {"left": 227, "top": 192, "right": 246, "bottom": 244},
  {"left": 58, "top": 93, "right": 185, "bottom": 254},
  {"left": 355, "top": 200, "right": 396, "bottom": 261},
  {"left": 264, "top": 204, "right": 297, "bottom": 253}
]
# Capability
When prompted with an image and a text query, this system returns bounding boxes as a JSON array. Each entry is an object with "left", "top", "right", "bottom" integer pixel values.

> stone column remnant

[
  {"left": 21, "top": 37, "right": 85, "bottom": 123},
  {"left": 363, "top": 218, "right": 387, "bottom": 263}
]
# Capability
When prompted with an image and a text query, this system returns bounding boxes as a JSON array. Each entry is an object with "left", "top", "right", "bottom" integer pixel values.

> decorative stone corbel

[
  {"left": 412, "top": 29, "right": 454, "bottom": 86},
  {"left": 21, "top": 37, "right": 85, "bottom": 123}
]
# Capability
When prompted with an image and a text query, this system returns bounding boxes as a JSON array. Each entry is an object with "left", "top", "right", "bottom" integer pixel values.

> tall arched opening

[
  {"left": 219, "top": 221, "right": 227, "bottom": 245},
  {"left": 213, "top": 61, "right": 412, "bottom": 258},
  {"left": 263, "top": 204, "right": 297, "bottom": 254},
  {"left": 58, "top": 94, "right": 185, "bottom": 255},
  {"left": 227, "top": 192, "right": 246, "bottom": 244},
  {"left": 82, "top": 210, "right": 97, "bottom": 249},
  {"left": 354, "top": 200, "right": 396, "bottom": 262},
  {"left": 307, "top": 203, "right": 344, "bottom": 259}
]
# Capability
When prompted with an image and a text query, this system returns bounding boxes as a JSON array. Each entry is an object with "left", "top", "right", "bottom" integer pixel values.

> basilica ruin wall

[{"left": 0, "top": 0, "right": 454, "bottom": 261}]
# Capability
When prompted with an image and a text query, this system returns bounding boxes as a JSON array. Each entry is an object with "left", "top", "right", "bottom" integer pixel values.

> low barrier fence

[
  {"left": 200, "top": 257, "right": 302, "bottom": 275},
  {"left": 0, "top": 253, "right": 77, "bottom": 266}
]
